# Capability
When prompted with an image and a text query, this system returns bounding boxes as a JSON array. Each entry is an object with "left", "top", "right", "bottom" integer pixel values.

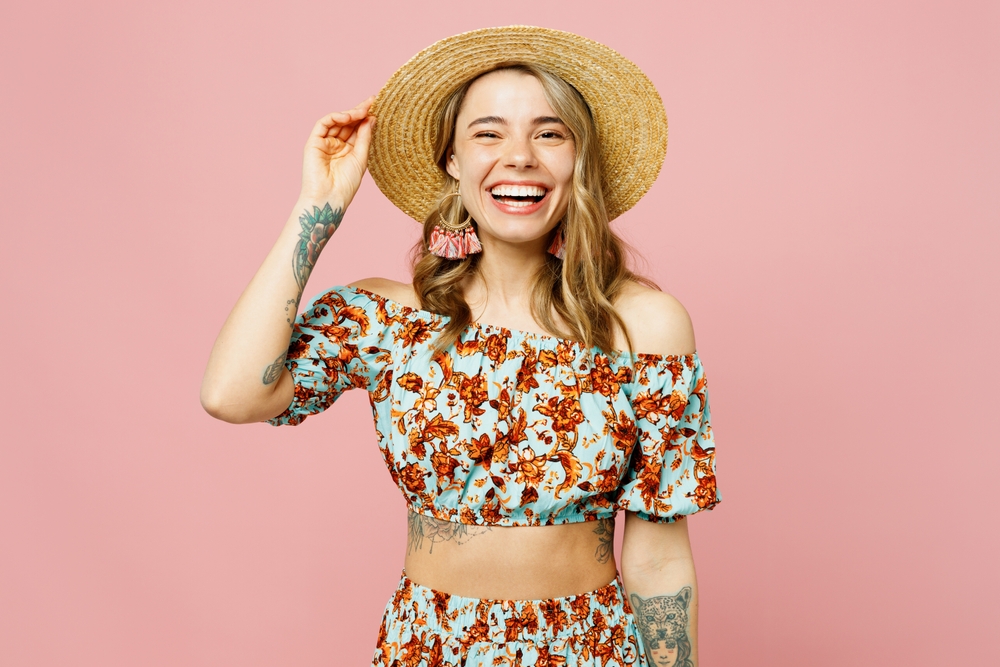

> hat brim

[{"left": 369, "top": 25, "right": 668, "bottom": 223}]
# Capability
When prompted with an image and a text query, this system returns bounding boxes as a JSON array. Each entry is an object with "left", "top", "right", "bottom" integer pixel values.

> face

[
  {"left": 446, "top": 69, "right": 575, "bottom": 249},
  {"left": 648, "top": 643, "right": 679, "bottom": 667}
]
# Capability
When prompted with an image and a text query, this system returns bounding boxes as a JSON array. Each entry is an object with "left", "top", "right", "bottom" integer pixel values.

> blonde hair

[{"left": 411, "top": 63, "right": 656, "bottom": 355}]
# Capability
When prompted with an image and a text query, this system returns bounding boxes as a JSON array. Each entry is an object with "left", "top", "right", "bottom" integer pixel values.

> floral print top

[{"left": 268, "top": 285, "right": 720, "bottom": 526}]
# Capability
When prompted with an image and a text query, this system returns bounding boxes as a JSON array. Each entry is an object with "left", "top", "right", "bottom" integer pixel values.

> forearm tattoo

[
  {"left": 261, "top": 351, "right": 286, "bottom": 385},
  {"left": 293, "top": 203, "right": 343, "bottom": 292},
  {"left": 593, "top": 517, "right": 614, "bottom": 564},
  {"left": 262, "top": 203, "right": 343, "bottom": 382},
  {"left": 407, "top": 510, "right": 492, "bottom": 555},
  {"left": 630, "top": 587, "right": 694, "bottom": 667}
]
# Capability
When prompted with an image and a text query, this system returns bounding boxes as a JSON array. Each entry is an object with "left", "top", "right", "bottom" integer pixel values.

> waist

[
  {"left": 385, "top": 570, "right": 632, "bottom": 643},
  {"left": 403, "top": 510, "right": 617, "bottom": 599}
]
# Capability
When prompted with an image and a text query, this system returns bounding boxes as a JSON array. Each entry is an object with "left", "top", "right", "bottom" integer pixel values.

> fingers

[
  {"left": 350, "top": 115, "right": 376, "bottom": 159},
  {"left": 312, "top": 96, "right": 375, "bottom": 139}
]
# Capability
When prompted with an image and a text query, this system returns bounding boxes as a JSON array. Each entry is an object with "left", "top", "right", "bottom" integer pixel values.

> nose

[{"left": 503, "top": 136, "right": 537, "bottom": 169}]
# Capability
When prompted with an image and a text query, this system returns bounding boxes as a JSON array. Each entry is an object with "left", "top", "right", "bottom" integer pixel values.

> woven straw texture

[{"left": 368, "top": 25, "right": 668, "bottom": 223}]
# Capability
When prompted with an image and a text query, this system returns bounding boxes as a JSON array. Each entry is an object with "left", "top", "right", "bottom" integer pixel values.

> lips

[{"left": 489, "top": 183, "right": 549, "bottom": 207}]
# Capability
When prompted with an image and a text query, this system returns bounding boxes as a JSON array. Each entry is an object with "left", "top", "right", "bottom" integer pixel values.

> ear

[
  {"left": 630, "top": 593, "right": 643, "bottom": 612},
  {"left": 676, "top": 586, "right": 692, "bottom": 610},
  {"left": 445, "top": 149, "right": 460, "bottom": 180}
]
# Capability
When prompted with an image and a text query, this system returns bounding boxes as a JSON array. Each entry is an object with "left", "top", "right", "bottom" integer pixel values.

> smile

[{"left": 489, "top": 184, "right": 549, "bottom": 208}]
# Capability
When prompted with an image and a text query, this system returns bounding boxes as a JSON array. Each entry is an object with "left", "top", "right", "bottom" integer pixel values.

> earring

[
  {"left": 547, "top": 224, "right": 566, "bottom": 259},
  {"left": 429, "top": 189, "right": 482, "bottom": 259}
]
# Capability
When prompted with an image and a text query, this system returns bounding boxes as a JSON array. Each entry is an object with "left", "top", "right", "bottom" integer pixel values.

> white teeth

[{"left": 490, "top": 184, "right": 547, "bottom": 197}]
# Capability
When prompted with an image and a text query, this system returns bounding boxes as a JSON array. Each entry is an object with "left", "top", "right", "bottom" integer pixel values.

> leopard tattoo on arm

[{"left": 630, "top": 587, "right": 694, "bottom": 667}]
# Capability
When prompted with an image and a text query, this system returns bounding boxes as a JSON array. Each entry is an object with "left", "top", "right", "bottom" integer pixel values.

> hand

[{"left": 300, "top": 97, "right": 376, "bottom": 206}]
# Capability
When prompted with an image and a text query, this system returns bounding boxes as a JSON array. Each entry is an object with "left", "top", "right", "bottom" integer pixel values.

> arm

[
  {"left": 200, "top": 99, "right": 375, "bottom": 424},
  {"left": 621, "top": 513, "right": 699, "bottom": 667}
]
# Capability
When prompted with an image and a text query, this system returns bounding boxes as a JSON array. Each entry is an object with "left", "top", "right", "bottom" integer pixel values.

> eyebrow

[{"left": 467, "top": 115, "right": 567, "bottom": 128}]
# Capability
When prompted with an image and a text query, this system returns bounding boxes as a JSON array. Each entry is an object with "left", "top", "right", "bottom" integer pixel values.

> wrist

[
  {"left": 283, "top": 199, "right": 346, "bottom": 291},
  {"left": 293, "top": 192, "right": 348, "bottom": 214}
]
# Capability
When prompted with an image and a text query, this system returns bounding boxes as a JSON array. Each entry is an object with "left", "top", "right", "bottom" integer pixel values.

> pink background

[{"left": 1, "top": 1, "right": 997, "bottom": 665}]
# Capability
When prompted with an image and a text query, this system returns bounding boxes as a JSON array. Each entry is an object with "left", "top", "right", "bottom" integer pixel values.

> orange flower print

[
  {"left": 273, "top": 285, "right": 719, "bottom": 533},
  {"left": 666, "top": 389, "right": 689, "bottom": 422},
  {"left": 538, "top": 349, "right": 558, "bottom": 367},
  {"left": 396, "top": 372, "right": 423, "bottom": 392},
  {"left": 431, "top": 590, "right": 451, "bottom": 623},
  {"left": 489, "top": 387, "right": 514, "bottom": 422},
  {"left": 603, "top": 407, "right": 638, "bottom": 453},
  {"left": 286, "top": 333, "right": 315, "bottom": 359},
  {"left": 483, "top": 333, "right": 510, "bottom": 365},
  {"left": 423, "top": 413, "right": 460, "bottom": 443},
  {"left": 398, "top": 463, "right": 428, "bottom": 495},
  {"left": 595, "top": 582, "right": 619, "bottom": 608},
  {"left": 688, "top": 441, "right": 719, "bottom": 510},
  {"left": 424, "top": 637, "right": 443, "bottom": 666},
  {"left": 516, "top": 349, "right": 541, "bottom": 393},
  {"left": 466, "top": 433, "right": 495, "bottom": 470},
  {"left": 551, "top": 449, "right": 583, "bottom": 498},
  {"left": 511, "top": 447, "right": 546, "bottom": 487},
  {"left": 431, "top": 447, "right": 461, "bottom": 487},
  {"left": 534, "top": 396, "right": 585, "bottom": 433},
  {"left": 554, "top": 341, "right": 577, "bottom": 368},
  {"left": 520, "top": 485, "right": 540, "bottom": 506},
  {"left": 569, "top": 595, "right": 590, "bottom": 623},
  {"left": 588, "top": 354, "right": 629, "bottom": 397},
  {"left": 535, "top": 645, "right": 567, "bottom": 667},
  {"left": 590, "top": 462, "right": 622, "bottom": 494},
  {"left": 407, "top": 428, "right": 428, "bottom": 459},
  {"left": 397, "top": 317, "right": 433, "bottom": 347},
  {"left": 690, "top": 473, "right": 718, "bottom": 510},
  {"left": 452, "top": 373, "right": 489, "bottom": 422},
  {"left": 480, "top": 487, "right": 504, "bottom": 523},
  {"left": 540, "top": 600, "right": 569, "bottom": 634},
  {"left": 633, "top": 388, "right": 688, "bottom": 425}
]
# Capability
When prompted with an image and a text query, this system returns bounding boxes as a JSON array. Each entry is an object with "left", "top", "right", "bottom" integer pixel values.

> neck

[{"left": 464, "top": 234, "right": 551, "bottom": 317}]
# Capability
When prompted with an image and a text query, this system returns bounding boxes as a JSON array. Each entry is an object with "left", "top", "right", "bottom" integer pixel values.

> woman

[{"left": 201, "top": 26, "right": 719, "bottom": 667}]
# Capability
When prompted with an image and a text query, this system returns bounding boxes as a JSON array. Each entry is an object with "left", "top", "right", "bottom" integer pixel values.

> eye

[
  {"left": 474, "top": 131, "right": 500, "bottom": 139},
  {"left": 538, "top": 130, "right": 564, "bottom": 139}
]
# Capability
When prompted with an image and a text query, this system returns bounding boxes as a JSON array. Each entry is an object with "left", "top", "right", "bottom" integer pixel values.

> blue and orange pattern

[
  {"left": 373, "top": 571, "right": 645, "bottom": 666},
  {"left": 269, "top": 285, "right": 720, "bottom": 526}
]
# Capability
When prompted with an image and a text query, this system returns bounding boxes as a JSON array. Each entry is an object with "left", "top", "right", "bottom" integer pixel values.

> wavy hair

[{"left": 411, "top": 63, "right": 655, "bottom": 355}]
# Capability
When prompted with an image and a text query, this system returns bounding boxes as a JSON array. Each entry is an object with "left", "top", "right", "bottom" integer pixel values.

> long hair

[{"left": 411, "top": 62, "right": 656, "bottom": 355}]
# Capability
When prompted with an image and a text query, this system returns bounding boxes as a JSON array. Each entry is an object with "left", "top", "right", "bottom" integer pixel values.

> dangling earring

[
  {"left": 428, "top": 188, "right": 482, "bottom": 259},
  {"left": 547, "top": 223, "right": 566, "bottom": 260}
]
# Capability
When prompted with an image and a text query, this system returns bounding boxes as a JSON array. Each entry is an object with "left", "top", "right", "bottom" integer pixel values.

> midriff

[{"left": 403, "top": 510, "right": 617, "bottom": 600}]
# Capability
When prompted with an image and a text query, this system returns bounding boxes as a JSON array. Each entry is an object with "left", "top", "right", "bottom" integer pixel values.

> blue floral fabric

[{"left": 269, "top": 285, "right": 720, "bottom": 526}]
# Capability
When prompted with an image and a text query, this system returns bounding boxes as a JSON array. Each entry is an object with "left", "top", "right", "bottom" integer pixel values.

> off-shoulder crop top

[{"left": 268, "top": 285, "right": 720, "bottom": 527}]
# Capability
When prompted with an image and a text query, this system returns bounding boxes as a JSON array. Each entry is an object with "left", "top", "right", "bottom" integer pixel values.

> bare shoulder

[
  {"left": 614, "top": 280, "right": 696, "bottom": 356},
  {"left": 347, "top": 277, "right": 421, "bottom": 309}
]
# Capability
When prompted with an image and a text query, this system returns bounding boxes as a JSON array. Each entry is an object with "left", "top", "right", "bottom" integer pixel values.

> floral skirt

[{"left": 371, "top": 571, "right": 646, "bottom": 666}]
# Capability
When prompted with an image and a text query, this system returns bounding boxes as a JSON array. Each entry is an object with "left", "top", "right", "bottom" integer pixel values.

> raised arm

[
  {"left": 621, "top": 514, "right": 700, "bottom": 667},
  {"left": 200, "top": 99, "right": 375, "bottom": 424}
]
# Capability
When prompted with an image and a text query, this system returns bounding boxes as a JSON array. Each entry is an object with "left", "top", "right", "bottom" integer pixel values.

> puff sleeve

[
  {"left": 267, "top": 286, "right": 389, "bottom": 427},
  {"left": 614, "top": 354, "right": 721, "bottom": 522}
]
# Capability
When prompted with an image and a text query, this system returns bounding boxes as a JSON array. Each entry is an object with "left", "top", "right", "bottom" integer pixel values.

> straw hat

[{"left": 368, "top": 25, "right": 668, "bottom": 223}]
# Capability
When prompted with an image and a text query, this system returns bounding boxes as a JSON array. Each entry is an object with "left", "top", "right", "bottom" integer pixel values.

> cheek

[
  {"left": 550, "top": 149, "right": 576, "bottom": 192},
  {"left": 454, "top": 146, "right": 497, "bottom": 183}
]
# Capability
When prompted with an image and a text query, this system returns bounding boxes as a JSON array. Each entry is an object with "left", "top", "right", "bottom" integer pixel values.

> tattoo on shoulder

[
  {"left": 293, "top": 203, "right": 343, "bottom": 292},
  {"left": 406, "top": 510, "right": 492, "bottom": 555},
  {"left": 593, "top": 517, "right": 614, "bottom": 564},
  {"left": 262, "top": 351, "right": 286, "bottom": 385},
  {"left": 630, "top": 587, "right": 694, "bottom": 667}
]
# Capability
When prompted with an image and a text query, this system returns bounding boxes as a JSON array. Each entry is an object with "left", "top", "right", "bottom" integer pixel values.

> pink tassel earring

[
  {"left": 428, "top": 189, "right": 482, "bottom": 259},
  {"left": 547, "top": 224, "right": 566, "bottom": 259}
]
